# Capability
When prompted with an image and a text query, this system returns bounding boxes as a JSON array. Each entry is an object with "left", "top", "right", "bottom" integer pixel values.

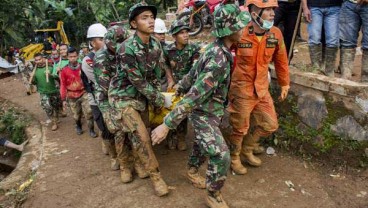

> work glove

[{"left": 278, "top": 85, "right": 290, "bottom": 101}]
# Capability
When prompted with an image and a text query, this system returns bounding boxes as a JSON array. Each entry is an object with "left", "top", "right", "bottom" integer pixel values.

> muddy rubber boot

[
  {"left": 361, "top": 49, "right": 368, "bottom": 82},
  {"left": 51, "top": 121, "right": 58, "bottom": 131},
  {"left": 75, "top": 120, "right": 83, "bottom": 135},
  {"left": 89, "top": 129, "right": 97, "bottom": 138},
  {"left": 324, "top": 47, "right": 338, "bottom": 77},
  {"left": 110, "top": 159, "right": 120, "bottom": 171},
  {"left": 230, "top": 155, "right": 247, "bottom": 175},
  {"left": 242, "top": 148, "right": 262, "bottom": 167},
  {"left": 229, "top": 140, "right": 247, "bottom": 175},
  {"left": 150, "top": 171, "right": 169, "bottom": 197},
  {"left": 87, "top": 120, "right": 97, "bottom": 138},
  {"left": 309, "top": 44, "right": 323, "bottom": 71},
  {"left": 242, "top": 132, "right": 262, "bottom": 166},
  {"left": 177, "top": 133, "right": 187, "bottom": 151},
  {"left": 120, "top": 167, "right": 133, "bottom": 183},
  {"left": 253, "top": 145, "right": 265, "bottom": 155},
  {"left": 102, "top": 140, "right": 109, "bottom": 155},
  {"left": 206, "top": 191, "right": 229, "bottom": 208},
  {"left": 340, "top": 48, "right": 356, "bottom": 80},
  {"left": 187, "top": 167, "right": 206, "bottom": 189},
  {"left": 104, "top": 140, "right": 119, "bottom": 170},
  {"left": 134, "top": 160, "right": 149, "bottom": 179}
]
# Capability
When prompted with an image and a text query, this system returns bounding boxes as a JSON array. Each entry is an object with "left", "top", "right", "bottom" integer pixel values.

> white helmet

[
  {"left": 87, "top": 23, "right": 108, "bottom": 39},
  {"left": 154, "top": 18, "right": 168, "bottom": 33}
]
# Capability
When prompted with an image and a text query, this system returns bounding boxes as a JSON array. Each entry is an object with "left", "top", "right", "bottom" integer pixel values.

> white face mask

[{"left": 253, "top": 13, "right": 274, "bottom": 30}]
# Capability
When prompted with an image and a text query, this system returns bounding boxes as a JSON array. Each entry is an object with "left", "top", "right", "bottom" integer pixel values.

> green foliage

[{"left": 0, "top": 108, "right": 28, "bottom": 145}]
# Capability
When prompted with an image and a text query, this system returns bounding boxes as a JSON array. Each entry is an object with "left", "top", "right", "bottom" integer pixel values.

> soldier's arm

[
  {"left": 273, "top": 36, "right": 290, "bottom": 87},
  {"left": 93, "top": 50, "right": 111, "bottom": 112},
  {"left": 176, "top": 60, "right": 198, "bottom": 94},
  {"left": 121, "top": 48, "right": 164, "bottom": 108},
  {"left": 191, "top": 43, "right": 201, "bottom": 66},
  {"left": 160, "top": 44, "right": 174, "bottom": 89},
  {"left": 164, "top": 57, "right": 224, "bottom": 129}
]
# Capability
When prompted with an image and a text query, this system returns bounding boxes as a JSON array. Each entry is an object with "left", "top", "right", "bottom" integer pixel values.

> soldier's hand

[
  {"left": 278, "top": 85, "right": 290, "bottom": 102},
  {"left": 357, "top": 0, "right": 368, "bottom": 4},
  {"left": 173, "top": 84, "right": 181, "bottom": 96},
  {"left": 151, "top": 123, "right": 170, "bottom": 146},
  {"left": 167, "top": 81, "right": 175, "bottom": 92}
]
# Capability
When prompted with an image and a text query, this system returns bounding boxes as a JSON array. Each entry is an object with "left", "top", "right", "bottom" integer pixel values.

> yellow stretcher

[{"left": 149, "top": 92, "right": 182, "bottom": 127}]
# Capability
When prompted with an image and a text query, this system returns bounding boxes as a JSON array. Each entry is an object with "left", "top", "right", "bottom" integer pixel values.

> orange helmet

[{"left": 245, "top": 0, "right": 278, "bottom": 8}]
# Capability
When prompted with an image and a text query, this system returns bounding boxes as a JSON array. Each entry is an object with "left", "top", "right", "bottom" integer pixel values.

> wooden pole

[
  {"left": 28, "top": 64, "right": 38, "bottom": 84},
  {"left": 288, "top": 3, "right": 303, "bottom": 65},
  {"left": 46, "top": 58, "right": 49, "bottom": 83}
]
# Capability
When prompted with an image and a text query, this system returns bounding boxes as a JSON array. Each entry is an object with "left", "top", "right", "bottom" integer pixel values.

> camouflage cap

[
  {"left": 211, "top": 4, "right": 251, "bottom": 38},
  {"left": 169, "top": 18, "right": 190, "bottom": 35},
  {"left": 80, "top": 42, "right": 88, "bottom": 48},
  {"left": 129, "top": 2, "right": 157, "bottom": 23},
  {"left": 104, "top": 25, "right": 130, "bottom": 54}
]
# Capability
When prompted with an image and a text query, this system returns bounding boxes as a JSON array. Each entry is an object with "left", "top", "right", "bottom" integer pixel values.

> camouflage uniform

[
  {"left": 20, "top": 61, "right": 36, "bottom": 94},
  {"left": 164, "top": 38, "right": 232, "bottom": 192},
  {"left": 94, "top": 25, "right": 136, "bottom": 169},
  {"left": 163, "top": 4, "right": 250, "bottom": 198},
  {"left": 40, "top": 93, "right": 61, "bottom": 122},
  {"left": 102, "top": 3, "right": 169, "bottom": 196},
  {"left": 164, "top": 18, "right": 201, "bottom": 150},
  {"left": 32, "top": 65, "right": 61, "bottom": 122},
  {"left": 109, "top": 31, "right": 166, "bottom": 173},
  {"left": 68, "top": 93, "right": 93, "bottom": 128}
]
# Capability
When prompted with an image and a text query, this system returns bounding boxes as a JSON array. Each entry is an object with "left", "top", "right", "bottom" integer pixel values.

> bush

[{"left": 0, "top": 108, "right": 27, "bottom": 145}]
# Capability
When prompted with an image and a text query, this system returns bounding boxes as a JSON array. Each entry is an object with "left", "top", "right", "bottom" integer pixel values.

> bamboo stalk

[
  {"left": 28, "top": 64, "right": 38, "bottom": 84},
  {"left": 46, "top": 58, "right": 49, "bottom": 83}
]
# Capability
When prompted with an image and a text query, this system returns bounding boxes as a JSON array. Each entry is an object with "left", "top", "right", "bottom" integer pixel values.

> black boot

[
  {"left": 87, "top": 119, "right": 97, "bottom": 138},
  {"left": 75, "top": 120, "right": 83, "bottom": 135},
  {"left": 89, "top": 129, "right": 97, "bottom": 138}
]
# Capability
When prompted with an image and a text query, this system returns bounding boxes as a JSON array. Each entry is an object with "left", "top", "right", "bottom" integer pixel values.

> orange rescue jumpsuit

[{"left": 227, "top": 24, "right": 290, "bottom": 155}]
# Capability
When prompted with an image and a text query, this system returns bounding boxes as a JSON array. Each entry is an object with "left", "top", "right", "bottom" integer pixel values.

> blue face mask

[{"left": 254, "top": 13, "right": 274, "bottom": 30}]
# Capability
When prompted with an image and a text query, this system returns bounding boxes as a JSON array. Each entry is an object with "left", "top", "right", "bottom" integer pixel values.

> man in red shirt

[{"left": 60, "top": 47, "right": 96, "bottom": 137}]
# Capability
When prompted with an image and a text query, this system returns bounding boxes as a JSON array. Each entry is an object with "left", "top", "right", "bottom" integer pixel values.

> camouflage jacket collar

[
  {"left": 133, "top": 33, "right": 156, "bottom": 50},
  {"left": 215, "top": 38, "right": 233, "bottom": 68},
  {"left": 165, "top": 42, "right": 190, "bottom": 52}
]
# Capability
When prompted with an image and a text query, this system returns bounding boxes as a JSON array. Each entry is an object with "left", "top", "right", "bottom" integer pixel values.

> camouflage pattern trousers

[
  {"left": 40, "top": 93, "right": 61, "bottom": 122},
  {"left": 188, "top": 114, "right": 230, "bottom": 192},
  {"left": 68, "top": 93, "right": 93, "bottom": 128},
  {"left": 113, "top": 106, "right": 159, "bottom": 172}
]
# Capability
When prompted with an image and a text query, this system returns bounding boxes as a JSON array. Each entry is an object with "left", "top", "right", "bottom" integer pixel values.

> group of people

[
  {"left": 301, "top": 0, "right": 367, "bottom": 81},
  {"left": 274, "top": 0, "right": 367, "bottom": 81},
  {"left": 25, "top": 0, "right": 292, "bottom": 207}
]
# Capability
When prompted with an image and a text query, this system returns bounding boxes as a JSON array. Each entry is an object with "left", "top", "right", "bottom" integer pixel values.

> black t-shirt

[{"left": 307, "top": 0, "right": 342, "bottom": 7}]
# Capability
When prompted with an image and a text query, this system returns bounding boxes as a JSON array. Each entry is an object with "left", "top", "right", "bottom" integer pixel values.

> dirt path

[{"left": 0, "top": 72, "right": 367, "bottom": 207}]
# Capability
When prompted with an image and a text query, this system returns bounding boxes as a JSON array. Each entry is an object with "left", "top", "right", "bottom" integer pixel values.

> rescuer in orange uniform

[{"left": 226, "top": 0, "right": 290, "bottom": 175}]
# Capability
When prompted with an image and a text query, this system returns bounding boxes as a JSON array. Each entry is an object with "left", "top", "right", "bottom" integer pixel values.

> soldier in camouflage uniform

[
  {"left": 107, "top": 2, "right": 170, "bottom": 197},
  {"left": 94, "top": 25, "right": 149, "bottom": 179},
  {"left": 163, "top": 18, "right": 201, "bottom": 151},
  {"left": 152, "top": 4, "right": 250, "bottom": 207},
  {"left": 20, "top": 59, "right": 35, "bottom": 95}
]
